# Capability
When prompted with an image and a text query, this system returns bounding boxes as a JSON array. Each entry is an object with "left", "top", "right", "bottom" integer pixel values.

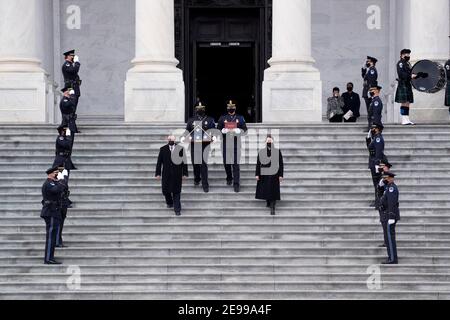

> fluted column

[
  {"left": 125, "top": 0, "right": 185, "bottom": 122},
  {"left": 0, "top": 0, "right": 48, "bottom": 123},
  {"left": 407, "top": 0, "right": 450, "bottom": 122},
  {"left": 263, "top": 0, "right": 322, "bottom": 123}
]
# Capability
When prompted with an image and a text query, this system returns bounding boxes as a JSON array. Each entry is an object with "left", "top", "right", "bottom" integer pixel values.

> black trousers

[
  {"left": 224, "top": 164, "right": 240, "bottom": 186},
  {"left": 56, "top": 208, "right": 68, "bottom": 246},
  {"left": 164, "top": 192, "right": 181, "bottom": 213},
  {"left": 329, "top": 115, "right": 343, "bottom": 123},
  {"left": 222, "top": 144, "right": 241, "bottom": 186},
  {"left": 382, "top": 221, "right": 398, "bottom": 262},
  {"left": 44, "top": 217, "right": 61, "bottom": 262},
  {"left": 266, "top": 200, "right": 277, "bottom": 208},
  {"left": 364, "top": 97, "right": 373, "bottom": 128},
  {"left": 190, "top": 143, "right": 210, "bottom": 187}
]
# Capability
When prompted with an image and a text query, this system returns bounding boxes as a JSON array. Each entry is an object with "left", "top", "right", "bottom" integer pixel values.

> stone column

[
  {"left": 407, "top": 0, "right": 449, "bottom": 122},
  {"left": 0, "top": 0, "right": 48, "bottom": 123},
  {"left": 125, "top": 0, "right": 185, "bottom": 123},
  {"left": 263, "top": 0, "right": 322, "bottom": 123}
]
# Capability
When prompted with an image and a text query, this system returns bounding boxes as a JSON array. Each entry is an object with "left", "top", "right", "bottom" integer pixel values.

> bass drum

[{"left": 411, "top": 60, "right": 446, "bottom": 94}]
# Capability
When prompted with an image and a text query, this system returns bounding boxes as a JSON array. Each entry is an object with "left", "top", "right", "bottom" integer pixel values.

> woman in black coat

[{"left": 255, "top": 136, "right": 284, "bottom": 215}]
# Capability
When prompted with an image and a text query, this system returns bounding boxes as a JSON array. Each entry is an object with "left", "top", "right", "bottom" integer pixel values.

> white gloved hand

[
  {"left": 388, "top": 219, "right": 395, "bottom": 225},
  {"left": 69, "top": 89, "right": 75, "bottom": 95},
  {"left": 62, "top": 169, "right": 69, "bottom": 177},
  {"left": 234, "top": 128, "right": 241, "bottom": 135},
  {"left": 180, "top": 137, "right": 186, "bottom": 143},
  {"left": 66, "top": 129, "right": 71, "bottom": 136},
  {"left": 74, "top": 55, "right": 80, "bottom": 63},
  {"left": 222, "top": 128, "right": 229, "bottom": 134},
  {"left": 367, "top": 130, "right": 371, "bottom": 139},
  {"left": 212, "top": 136, "right": 217, "bottom": 142},
  {"left": 57, "top": 172, "right": 64, "bottom": 181},
  {"left": 378, "top": 179, "right": 385, "bottom": 187}
]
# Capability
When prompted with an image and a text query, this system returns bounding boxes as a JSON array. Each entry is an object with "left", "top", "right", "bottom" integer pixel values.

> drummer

[{"left": 395, "top": 49, "right": 418, "bottom": 126}]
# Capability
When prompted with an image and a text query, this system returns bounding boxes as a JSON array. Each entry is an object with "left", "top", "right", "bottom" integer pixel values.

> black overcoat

[
  {"left": 255, "top": 147, "right": 284, "bottom": 201},
  {"left": 155, "top": 144, "right": 189, "bottom": 194}
]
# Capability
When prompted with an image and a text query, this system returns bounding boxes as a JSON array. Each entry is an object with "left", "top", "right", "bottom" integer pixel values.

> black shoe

[
  {"left": 175, "top": 211, "right": 181, "bottom": 216},
  {"left": 369, "top": 201, "right": 376, "bottom": 207},
  {"left": 234, "top": 185, "right": 240, "bottom": 193},
  {"left": 167, "top": 204, "right": 174, "bottom": 209},
  {"left": 72, "top": 167, "right": 78, "bottom": 171},
  {"left": 76, "top": 131, "right": 82, "bottom": 134},
  {"left": 270, "top": 207, "right": 276, "bottom": 216},
  {"left": 266, "top": 202, "right": 271, "bottom": 208},
  {"left": 194, "top": 181, "right": 200, "bottom": 186},
  {"left": 378, "top": 244, "right": 386, "bottom": 248},
  {"left": 227, "top": 180, "right": 233, "bottom": 186},
  {"left": 45, "top": 260, "right": 62, "bottom": 265},
  {"left": 203, "top": 186, "right": 209, "bottom": 193},
  {"left": 56, "top": 244, "right": 68, "bottom": 248},
  {"left": 381, "top": 259, "right": 398, "bottom": 265}
]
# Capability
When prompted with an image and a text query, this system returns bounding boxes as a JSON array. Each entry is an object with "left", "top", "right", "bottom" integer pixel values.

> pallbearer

[
  {"left": 217, "top": 100, "right": 248, "bottom": 193},
  {"left": 255, "top": 135, "right": 284, "bottom": 216},
  {"left": 184, "top": 102, "right": 216, "bottom": 193},
  {"left": 155, "top": 136, "right": 189, "bottom": 216}
]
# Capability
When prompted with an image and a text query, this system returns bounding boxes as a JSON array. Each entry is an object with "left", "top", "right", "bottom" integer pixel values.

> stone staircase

[{"left": 1, "top": 123, "right": 450, "bottom": 299}]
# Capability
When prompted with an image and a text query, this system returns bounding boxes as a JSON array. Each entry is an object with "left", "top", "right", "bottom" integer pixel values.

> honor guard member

[
  {"left": 62, "top": 50, "right": 82, "bottom": 98},
  {"left": 41, "top": 167, "right": 69, "bottom": 264},
  {"left": 445, "top": 54, "right": 450, "bottom": 109},
  {"left": 56, "top": 166, "right": 71, "bottom": 248},
  {"left": 60, "top": 87, "right": 80, "bottom": 135},
  {"left": 395, "top": 49, "right": 418, "bottom": 125},
  {"left": 217, "top": 100, "right": 248, "bottom": 193},
  {"left": 53, "top": 125, "right": 77, "bottom": 171},
  {"left": 183, "top": 102, "right": 216, "bottom": 193},
  {"left": 362, "top": 56, "right": 378, "bottom": 131},
  {"left": 255, "top": 135, "right": 284, "bottom": 215},
  {"left": 369, "top": 85, "right": 383, "bottom": 127},
  {"left": 366, "top": 123, "right": 385, "bottom": 207},
  {"left": 155, "top": 136, "right": 189, "bottom": 216},
  {"left": 375, "top": 159, "right": 392, "bottom": 248},
  {"left": 379, "top": 172, "right": 400, "bottom": 264}
]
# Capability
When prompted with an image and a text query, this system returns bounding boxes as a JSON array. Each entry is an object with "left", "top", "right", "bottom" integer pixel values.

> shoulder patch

[
  {"left": 389, "top": 187, "right": 394, "bottom": 193},
  {"left": 376, "top": 138, "right": 381, "bottom": 143},
  {"left": 59, "top": 137, "right": 64, "bottom": 140},
  {"left": 66, "top": 63, "right": 71, "bottom": 67},
  {"left": 374, "top": 101, "right": 379, "bottom": 106},
  {"left": 446, "top": 65, "right": 450, "bottom": 70},
  {"left": 50, "top": 182, "right": 55, "bottom": 186},
  {"left": 370, "top": 70, "right": 375, "bottom": 74},
  {"left": 399, "top": 62, "right": 403, "bottom": 68}
]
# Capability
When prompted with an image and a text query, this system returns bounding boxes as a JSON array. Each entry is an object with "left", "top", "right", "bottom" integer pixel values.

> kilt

[
  {"left": 395, "top": 82, "right": 414, "bottom": 103},
  {"left": 445, "top": 83, "right": 450, "bottom": 107}
]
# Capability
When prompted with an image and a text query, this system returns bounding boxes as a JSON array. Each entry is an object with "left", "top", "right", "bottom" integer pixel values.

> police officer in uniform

[
  {"left": 217, "top": 101, "right": 248, "bottom": 193},
  {"left": 56, "top": 166, "right": 71, "bottom": 248},
  {"left": 53, "top": 125, "right": 77, "bottom": 171},
  {"left": 369, "top": 85, "right": 383, "bottom": 127},
  {"left": 379, "top": 172, "right": 400, "bottom": 264},
  {"left": 255, "top": 135, "right": 284, "bottom": 215},
  {"left": 60, "top": 87, "right": 80, "bottom": 135},
  {"left": 366, "top": 123, "right": 385, "bottom": 207},
  {"left": 62, "top": 50, "right": 82, "bottom": 98},
  {"left": 445, "top": 53, "right": 450, "bottom": 109},
  {"left": 395, "top": 49, "right": 418, "bottom": 125},
  {"left": 375, "top": 159, "right": 392, "bottom": 248},
  {"left": 362, "top": 56, "right": 378, "bottom": 131},
  {"left": 184, "top": 102, "right": 216, "bottom": 193},
  {"left": 41, "top": 167, "right": 69, "bottom": 264}
]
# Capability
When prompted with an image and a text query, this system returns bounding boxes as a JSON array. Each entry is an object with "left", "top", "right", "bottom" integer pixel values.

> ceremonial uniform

[
  {"left": 62, "top": 50, "right": 82, "bottom": 97},
  {"left": 380, "top": 179, "right": 400, "bottom": 264},
  {"left": 53, "top": 128, "right": 76, "bottom": 171},
  {"left": 395, "top": 58, "right": 414, "bottom": 103},
  {"left": 217, "top": 113, "right": 248, "bottom": 190},
  {"left": 186, "top": 114, "right": 216, "bottom": 190},
  {"left": 41, "top": 169, "right": 68, "bottom": 264},
  {"left": 155, "top": 143, "right": 189, "bottom": 215},
  {"left": 367, "top": 130, "right": 385, "bottom": 205},
  {"left": 59, "top": 93, "right": 79, "bottom": 135},
  {"left": 362, "top": 60, "right": 378, "bottom": 128},
  {"left": 445, "top": 59, "right": 450, "bottom": 107},
  {"left": 370, "top": 96, "right": 383, "bottom": 126},
  {"left": 255, "top": 145, "right": 284, "bottom": 215},
  {"left": 56, "top": 180, "right": 71, "bottom": 248}
]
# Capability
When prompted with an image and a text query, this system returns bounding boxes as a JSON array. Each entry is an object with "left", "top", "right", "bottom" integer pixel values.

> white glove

[
  {"left": 234, "top": 128, "right": 241, "bottom": 134},
  {"left": 378, "top": 179, "right": 385, "bottom": 187},
  {"left": 222, "top": 128, "right": 229, "bottom": 134},
  {"left": 66, "top": 129, "right": 71, "bottom": 136},
  {"left": 367, "top": 130, "right": 371, "bottom": 139},
  {"left": 212, "top": 136, "right": 217, "bottom": 142},
  {"left": 62, "top": 169, "right": 69, "bottom": 177},
  {"left": 180, "top": 137, "right": 186, "bottom": 143},
  {"left": 388, "top": 219, "right": 395, "bottom": 225},
  {"left": 69, "top": 89, "right": 75, "bottom": 95},
  {"left": 57, "top": 172, "right": 64, "bottom": 181},
  {"left": 74, "top": 55, "right": 80, "bottom": 63}
]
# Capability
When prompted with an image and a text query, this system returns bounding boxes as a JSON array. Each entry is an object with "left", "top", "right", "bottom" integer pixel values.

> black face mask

[
  {"left": 197, "top": 110, "right": 205, "bottom": 117},
  {"left": 168, "top": 141, "right": 175, "bottom": 146},
  {"left": 228, "top": 108, "right": 236, "bottom": 114},
  {"left": 404, "top": 56, "right": 410, "bottom": 62},
  {"left": 366, "top": 63, "right": 371, "bottom": 68},
  {"left": 370, "top": 92, "right": 375, "bottom": 97},
  {"left": 267, "top": 143, "right": 272, "bottom": 149},
  {"left": 347, "top": 87, "right": 353, "bottom": 92}
]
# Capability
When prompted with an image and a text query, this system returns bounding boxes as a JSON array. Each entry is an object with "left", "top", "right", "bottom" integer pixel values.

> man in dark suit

[
  {"left": 341, "top": 82, "right": 361, "bottom": 122},
  {"left": 155, "top": 135, "right": 189, "bottom": 216}
]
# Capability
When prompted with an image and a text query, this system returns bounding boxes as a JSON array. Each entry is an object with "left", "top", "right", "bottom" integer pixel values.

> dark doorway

[
  {"left": 174, "top": 1, "right": 272, "bottom": 123},
  {"left": 195, "top": 43, "right": 256, "bottom": 122}
]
